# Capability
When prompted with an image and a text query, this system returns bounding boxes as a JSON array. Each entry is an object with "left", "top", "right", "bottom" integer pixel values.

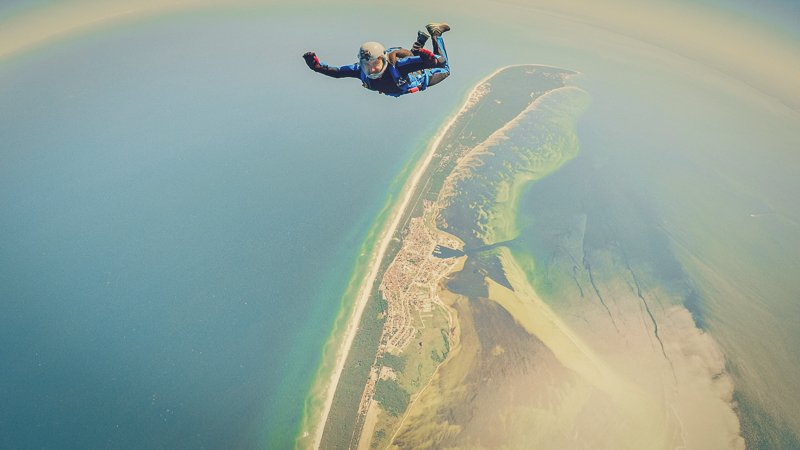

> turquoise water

[
  {"left": 5, "top": 2, "right": 799, "bottom": 449},
  {"left": 0, "top": 12, "right": 460, "bottom": 449}
]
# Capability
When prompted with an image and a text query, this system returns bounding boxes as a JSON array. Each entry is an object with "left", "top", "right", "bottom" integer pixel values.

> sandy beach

[{"left": 307, "top": 66, "right": 513, "bottom": 449}]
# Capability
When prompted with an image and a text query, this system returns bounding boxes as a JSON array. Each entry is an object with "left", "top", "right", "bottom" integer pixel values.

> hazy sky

[{"left": 2, "top": 0, "right": 799, "bottom": 111}]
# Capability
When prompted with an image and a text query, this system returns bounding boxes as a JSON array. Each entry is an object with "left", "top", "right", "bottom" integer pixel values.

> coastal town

[
  {"left": 379, "top": 204, "right": 462, "bottom": 353},
  {"left": 311, "top": 66, "right": 576, "bottom": 450},
  {"left": 350, "top": 201, "right": 464, "bottom": 447}
]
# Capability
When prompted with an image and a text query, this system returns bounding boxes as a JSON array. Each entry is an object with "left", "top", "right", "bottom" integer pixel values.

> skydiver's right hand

[{"left": 303, "top": 52, "right": 321, "bottom": 70}]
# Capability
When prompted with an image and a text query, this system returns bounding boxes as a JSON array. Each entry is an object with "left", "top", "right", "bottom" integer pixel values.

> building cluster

[
  {"left": 353, "top": 205, "right": 463, "bottom": 437},
  {"left": 378, "top": 209, "right": 462, "bottom": 354}
]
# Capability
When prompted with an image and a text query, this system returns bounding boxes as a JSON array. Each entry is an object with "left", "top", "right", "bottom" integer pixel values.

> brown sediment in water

[
  {"left": 384, "top": 64, "right": 744, "bottom": 448},
  {"left": 311, "top": 63, "right": 746, "bottom": 449},
  {"left": 390, "top": 248, "right": 744, "bottom": 449}
]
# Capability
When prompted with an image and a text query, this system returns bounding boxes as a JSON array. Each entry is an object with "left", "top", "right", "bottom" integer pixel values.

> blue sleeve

[{"left": 315, "top": 62, "right": 361, "bottom": 79}]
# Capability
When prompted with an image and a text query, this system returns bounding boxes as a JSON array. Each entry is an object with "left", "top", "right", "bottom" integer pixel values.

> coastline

[
  {"left": 353, "top": 64, "right": 744, "bottom": 448},
  {"left": 303, "top": 66, "right": 516, "bottom": 449}
]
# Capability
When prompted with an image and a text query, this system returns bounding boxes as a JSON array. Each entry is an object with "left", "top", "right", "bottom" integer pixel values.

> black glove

[{"left": 303, "top": 52, "right": 321, "bottom": 70}]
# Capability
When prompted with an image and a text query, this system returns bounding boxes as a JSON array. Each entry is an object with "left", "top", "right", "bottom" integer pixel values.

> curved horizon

[
  {"left": 2, "top": 0, "right": 799, "bottom": 112},
  {"left": 0, "top": 0, "right": 268, "bottom": 62},
  {"left": 4, "top": 2, "right": 799, "bottom": 448}
]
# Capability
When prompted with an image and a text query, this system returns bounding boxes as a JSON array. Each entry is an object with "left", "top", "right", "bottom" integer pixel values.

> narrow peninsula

[
  {"left": 299, "top": 65, "right": 578, "bottom": 449},
  {"left": 300, "top": 63, "right": 742, "bottom": 450}
]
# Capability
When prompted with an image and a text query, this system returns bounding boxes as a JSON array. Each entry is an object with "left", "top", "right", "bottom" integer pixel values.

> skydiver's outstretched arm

[{"left": 303, "top": 52, "right": 360, "bottom": 79}]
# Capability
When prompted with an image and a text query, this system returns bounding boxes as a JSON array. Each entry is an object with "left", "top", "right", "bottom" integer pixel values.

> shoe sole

[{"left": 426, "top": 22, "right": 450, "bottom": 35}]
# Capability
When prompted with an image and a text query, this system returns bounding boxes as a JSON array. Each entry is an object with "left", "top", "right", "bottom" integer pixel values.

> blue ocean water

[{"left": 0, "top": 12, "right": 460, "bottom": 449}]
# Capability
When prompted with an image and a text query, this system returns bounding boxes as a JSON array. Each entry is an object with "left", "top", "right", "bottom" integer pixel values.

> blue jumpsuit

[{"left": 313, "top": 35, "right": 449, "bottom": 97}]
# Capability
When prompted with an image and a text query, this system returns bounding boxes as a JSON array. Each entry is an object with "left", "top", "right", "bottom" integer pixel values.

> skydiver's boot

[
  {"left": 425, "top": 22, "right": 450, "bottom": 37},
  {"left": 426, "top": 23, "right": 450, "bottom": 59},
  {"left": 412, "top": 30, "right": 429, "bottom": 55}
]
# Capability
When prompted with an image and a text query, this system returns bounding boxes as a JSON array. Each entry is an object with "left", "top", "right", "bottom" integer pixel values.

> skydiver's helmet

[{"left": 358, "top": 42, "right": 388, "bottom": 79}]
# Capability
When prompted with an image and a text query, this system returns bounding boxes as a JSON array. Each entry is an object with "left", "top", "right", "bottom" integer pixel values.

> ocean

[
  {"left": 3, "top": 2, "right": 799, "bottom": 448},
  {"left": 0, "top": 10, "right": 461, "bottom": 449}
]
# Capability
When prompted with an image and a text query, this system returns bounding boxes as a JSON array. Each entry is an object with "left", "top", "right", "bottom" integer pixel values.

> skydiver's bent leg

[
  {"left": 431, "top": 35, "right": 449, "bottom": 70},
  {"left": 424, "top": 35, "right": 450, "bottom": 88},
  {"left": 426, "top": 68, "right": 449, "bottom": 87},
  {"left": 412, "top": 30, "right": 429, "bottom": 54}
]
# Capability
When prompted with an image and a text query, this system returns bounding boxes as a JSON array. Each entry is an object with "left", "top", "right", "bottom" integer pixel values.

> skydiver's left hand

[{"left": 303, "top": 51, "right": 321, "bottom": 70}]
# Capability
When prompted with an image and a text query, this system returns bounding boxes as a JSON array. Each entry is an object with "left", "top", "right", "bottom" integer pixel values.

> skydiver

[{"left": 302, "top": 23, "right": 451, "bottom": 97}]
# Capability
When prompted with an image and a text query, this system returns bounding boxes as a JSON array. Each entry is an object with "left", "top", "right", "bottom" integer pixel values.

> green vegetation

[
  {"left": 441, "top": 328, "right": 450, "bottom": 354},
  {"left": 374, "top": 379, "right": 410, "bottom": 417},
  {"left": 409, "top": 67, "right": 572, "bottom": 227},
  {"left": 313, "top": 109, "right": 442, "bottom": 449},
  {"left": 319, "top": 211, "right": 417, "bottom": 449},
  {"left": 371, "top": 430, "right": 386, "bottom": 449},
  {"left": 430, "top": 331, "right": 452, "bottom": 363},
  {"left": 379, "top": 353, "right": 407, "bottom": 373},
  {"left": 319, "top": 288, "right": 387, "bottom": 449},
  {"left": 369, "top": 301, "right": 453, "bottom": 449}
]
